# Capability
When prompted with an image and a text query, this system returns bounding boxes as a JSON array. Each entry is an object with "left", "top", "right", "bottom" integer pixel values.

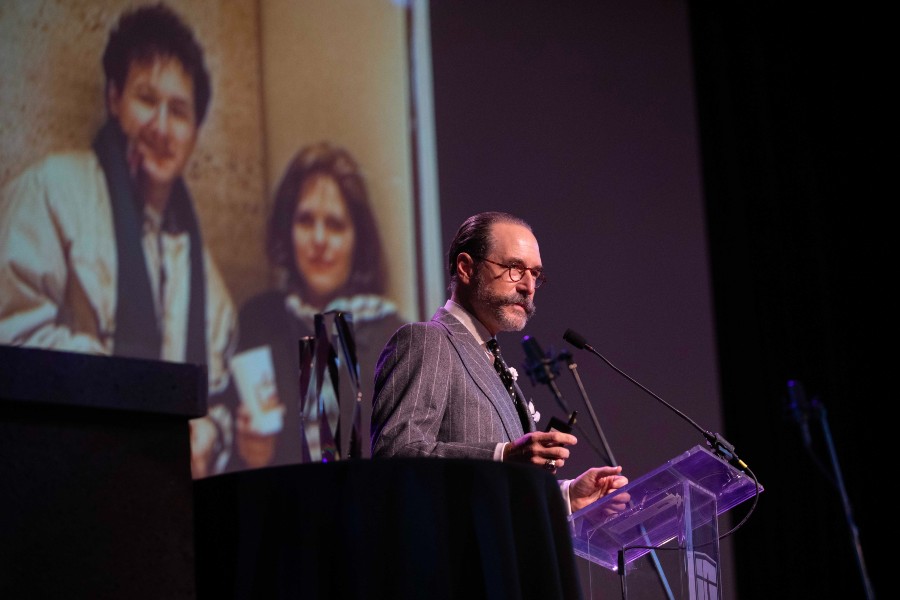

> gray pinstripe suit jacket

[{"left": 371, "top": 307, "right": 535, "bottom": 459}]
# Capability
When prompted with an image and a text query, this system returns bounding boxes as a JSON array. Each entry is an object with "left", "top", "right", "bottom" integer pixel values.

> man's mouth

[
  {"left": 138, "top": 134, "right": 175, "bottom": 159},
  {"left": 143, "top": 145, "right": 174, "bottom": 162},
  {"left": 508, "top": 301, "right": 535, "bottom": 318}
]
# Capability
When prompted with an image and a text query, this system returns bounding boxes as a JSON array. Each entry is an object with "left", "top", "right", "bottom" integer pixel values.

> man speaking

[{"left": 371, "top": 211, "right": 626, "bottom": 512}]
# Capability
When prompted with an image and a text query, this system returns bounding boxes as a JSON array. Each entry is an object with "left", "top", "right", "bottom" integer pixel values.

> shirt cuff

[
  {"left": 558, "top": 478, "right": 573, "bottom": 515},
  {"left": 494, "top": 442, "right": 508, "bottom": 461}
]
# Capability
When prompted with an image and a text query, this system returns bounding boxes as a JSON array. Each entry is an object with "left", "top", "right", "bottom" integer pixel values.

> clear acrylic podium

[{"left": 569, "top": 445, "right": 762, "bottom": 600}]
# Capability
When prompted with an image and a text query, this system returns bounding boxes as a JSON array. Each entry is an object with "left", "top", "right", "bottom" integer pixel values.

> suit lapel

[{"left": 432, "top": 309, "right": 526, "bottom": 438}]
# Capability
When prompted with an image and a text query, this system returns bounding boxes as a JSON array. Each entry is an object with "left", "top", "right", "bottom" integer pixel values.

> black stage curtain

[
  {"left": 194, "top": 458, "right": 583, "bottom": 600},
  {"left": 689, "top": 4, "right": 887, "bottom": 598}
]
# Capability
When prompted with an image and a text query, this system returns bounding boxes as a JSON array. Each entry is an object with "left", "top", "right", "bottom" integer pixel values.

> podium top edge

[{"left": 0, "top": 345, "right": 208, "bottom": 418}]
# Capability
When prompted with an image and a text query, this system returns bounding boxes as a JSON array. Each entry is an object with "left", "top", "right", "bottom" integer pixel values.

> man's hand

[
  {"left": 569, "top": 466, "right": 630, "bottom": 512},
  {"left": 504, "top": 430, "right": 578, "bottom": 472}
]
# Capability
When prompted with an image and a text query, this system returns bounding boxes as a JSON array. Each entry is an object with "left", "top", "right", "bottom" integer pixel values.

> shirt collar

[{"left": 443, "top": 299, "right": 494, "bottom": 350}]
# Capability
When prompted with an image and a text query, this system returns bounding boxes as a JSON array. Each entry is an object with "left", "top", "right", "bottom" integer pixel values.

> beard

[{"left": 473, "top": 270, "right": 536, "bottom": 332}]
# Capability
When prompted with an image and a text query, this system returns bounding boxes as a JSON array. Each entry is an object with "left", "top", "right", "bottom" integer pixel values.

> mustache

[{"left": 503, "top": 293, "right": 536, "bottom": 318}]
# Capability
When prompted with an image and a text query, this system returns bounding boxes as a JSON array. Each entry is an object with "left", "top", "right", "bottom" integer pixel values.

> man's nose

[
  {"left": 149, "top": 103, "right": 169, "bottom": 134},
  {"left": 516, "top": 273, "right": 537, "bottom": 294}
]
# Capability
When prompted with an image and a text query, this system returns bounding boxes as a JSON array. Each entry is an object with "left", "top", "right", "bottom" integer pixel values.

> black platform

[
  {"left": 194, "top": 457, "right": 583, "bottom": 600},
  {"left": 0, "top": 345, "right": 206, "bottom": 600}
]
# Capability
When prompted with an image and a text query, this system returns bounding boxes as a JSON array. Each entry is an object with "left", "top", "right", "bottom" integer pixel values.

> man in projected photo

[
  {"left": 0, "top": 3, "right": 235, "bottom": 478},
  {"left": 372, "top": 211, "right": 628, "bottom": 513},
  {"left": 230, "top": 142, "right": 403, "bottom": 470}
]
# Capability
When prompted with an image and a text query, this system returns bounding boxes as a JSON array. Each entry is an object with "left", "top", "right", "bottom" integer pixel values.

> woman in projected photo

[{"left": 229, "top": 141, "right": 403, "bottom": 470}]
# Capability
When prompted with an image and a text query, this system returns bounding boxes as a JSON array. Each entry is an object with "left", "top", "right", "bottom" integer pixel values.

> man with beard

[
  {"left": 0, "top": 4, "right": 235, "bottom": 478},
  {"left": 371, "top": 211, "right": 627, "bottom": 512}
]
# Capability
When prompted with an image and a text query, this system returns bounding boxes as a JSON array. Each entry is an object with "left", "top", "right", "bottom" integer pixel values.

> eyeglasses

[{"left": 479, "top": 257, "right": 547, "bottom": 288}]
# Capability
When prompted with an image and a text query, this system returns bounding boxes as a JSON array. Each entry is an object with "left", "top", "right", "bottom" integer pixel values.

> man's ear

[{"left": 456, "top": 253, "right": 476, "bottom": 285}]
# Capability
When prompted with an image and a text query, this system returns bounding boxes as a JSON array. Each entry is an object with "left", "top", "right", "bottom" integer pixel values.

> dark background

[
  {"left": 429, "top": 2, "right": 885, "bottom": 599},
  {"left": 688, "top": 4, "right": 886, "bottom": 599}
]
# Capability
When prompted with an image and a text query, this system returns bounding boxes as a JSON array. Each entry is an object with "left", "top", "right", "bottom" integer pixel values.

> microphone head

[
  {"left": 521, "top": 335, "right": 543, "bottom": 361},
  {"left": 563, "top": 328, "right": 588, "bottom": 350},
  {"left": 521, "top": 334, "right": 556, "bottom": 383}
]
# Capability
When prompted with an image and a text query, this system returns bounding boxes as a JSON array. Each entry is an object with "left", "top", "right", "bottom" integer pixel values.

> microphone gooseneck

[{"left": 562, "top": 328, "right": 748, "bottom": 472}]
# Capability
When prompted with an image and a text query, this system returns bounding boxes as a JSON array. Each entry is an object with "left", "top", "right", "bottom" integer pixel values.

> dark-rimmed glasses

[{"left": 479, "top": 257, "right": 547, "bottom": 288}]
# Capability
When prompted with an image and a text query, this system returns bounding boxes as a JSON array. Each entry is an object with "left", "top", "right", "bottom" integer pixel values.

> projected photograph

[{"left": 0, "top": 0, "right": 432, "bottom": 477}]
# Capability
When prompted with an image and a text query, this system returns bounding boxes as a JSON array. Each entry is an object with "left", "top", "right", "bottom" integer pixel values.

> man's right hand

[{"left": 503, "top": 430, "right": 577, "bottom": 472}]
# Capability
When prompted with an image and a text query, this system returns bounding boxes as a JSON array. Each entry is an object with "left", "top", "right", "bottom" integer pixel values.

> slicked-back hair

[
  {"left": 102, "top": 2, "right": 211, "bottom": 124},
  {"left": 447, "top": 211, "right": 531, "bottom": 293},
  {"left": 267, "top": 141, "right": 387, "bottom": 300}
]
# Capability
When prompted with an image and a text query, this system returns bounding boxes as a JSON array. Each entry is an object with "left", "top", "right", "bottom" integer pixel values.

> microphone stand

[
  {"left": 786, "top": 380, "right": 873, "bottom": 599},
  {"left": 558, "top": 350, "right": 615, "bottom": 466},
  {"left": 523, "top": 355, "right": 608, "bottom": 460},
  {"left": 811, "top": 395, "right": 875, "bottom": 600},
  {"left": 536, "top": 357, "right": 573, "bottom": 416},
  {"left": 558, "top": 349, "right": 675, "bottom": 600}
]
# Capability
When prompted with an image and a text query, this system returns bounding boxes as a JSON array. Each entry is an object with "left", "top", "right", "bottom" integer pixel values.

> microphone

[
  {"left": 521, "top": 335, "right": 564, "bottom": 403},
  {"left": 563, "top": 328, "right": 748, "bottom": 472},
  {"left": 521, "top": 335, "right": 572, "bottom": 417},
  {"left": 785, "top": 379, "right": 813, "bottom": 448}
]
